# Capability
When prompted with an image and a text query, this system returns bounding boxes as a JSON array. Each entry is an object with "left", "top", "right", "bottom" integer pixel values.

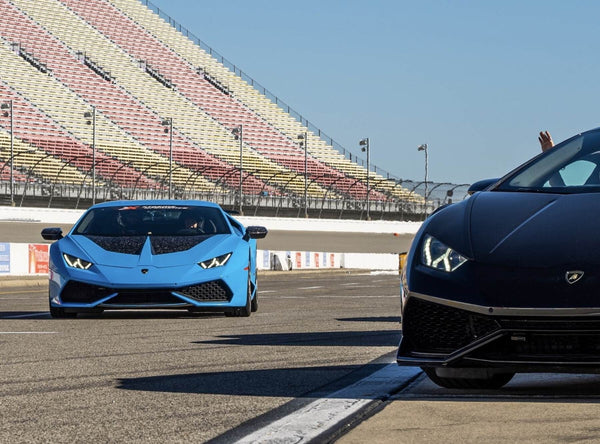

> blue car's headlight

[
  {"left": 421, "top": 234, "right": 467, "bottom": 272},
  {"left": 198, "top": 252, "right": 232, "bottom": 269},
  {"left": 63, "top": 253, "right": 93, "bottom": 270}
]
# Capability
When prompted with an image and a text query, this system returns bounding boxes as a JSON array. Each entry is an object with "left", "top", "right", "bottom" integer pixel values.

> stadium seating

[
  {"left": 0, "top": 0, "right": 423, "bottom": 206},
  {"left": 1, "top": 0, "right": 278, "bottom": 197},
  {"left": 106, "top": 0, "right": 421, "bottom": 203},
  {"left": 67, "top": 0, "right": 389, "bottom": 201},
  {"left": 11, "top": 0, "right": 331, "bottom": 198}
]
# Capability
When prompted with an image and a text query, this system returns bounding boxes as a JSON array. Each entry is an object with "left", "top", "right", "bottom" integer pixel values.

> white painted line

[
  {"left": 2, "top": 313, "right": 49, "bottom": 319},
  {"left": 370, "top": 271, "right": 400, "bottom": 276},
  {"left": 235, "top": 364, "right": 421, "bottom": 444},
  {"left": 340, "top": 282, "right": 359, "bottom": 286},
  {"left": 0, "top": 331, "right": 57, "bottom": 334},
  {"left": 297, "top": 286, "right": 324, "bottom": 290},
  {"left": 258, "top": 290, "right": 277, "bottom": 294}
]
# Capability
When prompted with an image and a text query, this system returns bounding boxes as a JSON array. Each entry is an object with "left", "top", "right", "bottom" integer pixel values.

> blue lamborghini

[{"left": 41, "top": 200, "right": 267, "bottom": 318}]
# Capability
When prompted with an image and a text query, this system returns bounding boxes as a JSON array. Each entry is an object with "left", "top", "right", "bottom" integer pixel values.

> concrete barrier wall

[
  {"left": 0, "top": 243, "right": 399, "bottom": 276},
  {"left": 0, "top": 206, "right": 412, "bottom": 276},
  {"left": 0, "top": 206, "right": 422, "bottom": 234}
]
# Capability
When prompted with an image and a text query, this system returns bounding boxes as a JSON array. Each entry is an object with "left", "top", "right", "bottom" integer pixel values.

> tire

[
  {"left": 250, "top": 274, "right": 258, "bottom": 313},
  {"left": 422, "top": 368, "right": 514, "bottom": 389},
  {"left": 225, "top": 272, "right": 252, "bottom": 317},
  {"left": 49, "top": 304, "right": 77, "bottom": 319}
]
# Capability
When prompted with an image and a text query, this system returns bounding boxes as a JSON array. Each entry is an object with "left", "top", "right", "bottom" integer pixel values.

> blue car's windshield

[
  {"left": 73, "top": 205, "right": 231, "bottom": 236},
  {"left": 495, "top": 132, "right": 600, "bottom": 194}
]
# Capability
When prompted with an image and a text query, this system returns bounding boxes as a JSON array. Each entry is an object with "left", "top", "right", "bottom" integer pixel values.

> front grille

[
  {"left": 499, "top": 318, "right": 600, "bottom": 331},
  {"left": 474, "top": 333, "right": 600, "bottom": 362},
  {"left": 105, "top": 291, "right": 182, "bottom": 305},
  {"left": 403, "top": 297, "right": 500, "bottom": 353},
  {"left": 60, "top": 280, "right": 114, "bottom": 303},
  {"left": 176, "top": 280, "right": 232, "bottom": 302},
  {"left": 61, "top": 280, "right": 184, "bottom": 305}
]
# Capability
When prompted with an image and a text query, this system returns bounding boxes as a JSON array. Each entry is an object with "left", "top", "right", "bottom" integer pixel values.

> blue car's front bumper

[{"left": 49, "top": 256, "right": 252, "bottom": 312}]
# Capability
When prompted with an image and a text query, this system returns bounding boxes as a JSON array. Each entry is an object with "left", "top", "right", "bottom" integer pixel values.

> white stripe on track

[{"left": 234, "top": 364, "right": 420, "bottom": 444}]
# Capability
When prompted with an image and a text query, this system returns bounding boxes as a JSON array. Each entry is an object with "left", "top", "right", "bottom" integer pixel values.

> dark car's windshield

[
  {"left": 495, "top": 132, "right": 600, "bottom": 194},
  {"left": 73, "top": 205, "right": 231, "bottom": 236}
]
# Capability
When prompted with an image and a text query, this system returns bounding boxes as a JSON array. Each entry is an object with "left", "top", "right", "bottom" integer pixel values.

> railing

[{"left": 0, "top": 169, "right": 470, "bottom": 220}]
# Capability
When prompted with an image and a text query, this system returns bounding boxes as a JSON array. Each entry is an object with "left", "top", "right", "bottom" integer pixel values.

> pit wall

[
  {"left": 0, "top": 207, "right": 417, "bottom": 276},
  {"left": 1, "top": 244, "right": 401, "bottom": 276},
  {"left": 0, "top": 206, "right": 422, "bottom": 234}
]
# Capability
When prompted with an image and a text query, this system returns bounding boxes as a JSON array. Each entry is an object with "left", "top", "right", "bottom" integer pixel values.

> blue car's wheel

[
  {"left": 49, "top": 304, "right": 77, "bottom": 319},
  {"left": 251, "top": 291, "right": 258, "bottom": 313},
  {"left": 226, "top": 270, "right": 252, "bottom": 317}
]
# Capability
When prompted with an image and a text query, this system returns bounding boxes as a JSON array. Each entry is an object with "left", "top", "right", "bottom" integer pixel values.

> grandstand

[{"left": 0, "top": 0, "right": 465, "bottom": 219}]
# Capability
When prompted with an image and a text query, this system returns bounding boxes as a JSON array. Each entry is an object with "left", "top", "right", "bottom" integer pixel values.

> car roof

[{"left": 87, "top": 200, "right": 222, "bottom": 210}]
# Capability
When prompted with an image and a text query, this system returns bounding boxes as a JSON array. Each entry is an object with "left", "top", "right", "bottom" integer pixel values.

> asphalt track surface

[
  {"left": 1, "top": 271, "right": 402, "bottom": 443},
  {"left": 6, "top": 223, "right": 600, "bottom": 443}
]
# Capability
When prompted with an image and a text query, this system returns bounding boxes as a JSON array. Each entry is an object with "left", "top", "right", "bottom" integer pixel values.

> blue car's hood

[
  {"left": 437, "top": 191, "right": 600, "bottom": 267},
  {"left": 68, "top": 234, "right": 237, "bottom": 267}
]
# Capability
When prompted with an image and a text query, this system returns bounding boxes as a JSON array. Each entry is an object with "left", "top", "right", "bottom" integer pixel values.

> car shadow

[
  {"left": 117, "top": 362, "right": 391, "bottom": 398},
  {"left": 336, "top": 316, "right": 401, "bottom": 323},
  {"left": 0, "top": 311, "right": 229, "bottom": 320},
  {"left": 78, "top": 311, "right": 225, "bottom": 319},
  {"left": 408, "top": 372, "right": 600, "bottom": 400},
  {"left": 0, "top": 311, "right": 50, "bottom": 319},
  {"left": 192, "top": 329, "right": 401, "bottom": 347}
]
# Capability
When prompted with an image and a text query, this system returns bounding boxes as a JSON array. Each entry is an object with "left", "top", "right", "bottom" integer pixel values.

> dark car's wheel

[
  {"left": 422, "top": 368, "right": 514, "bottom": 389},
  {"left": 225, "top": 272, "right": 252, "bottom": 317},
  {"left": 49, "top": 305, "right": 77, "bottom": 319}
]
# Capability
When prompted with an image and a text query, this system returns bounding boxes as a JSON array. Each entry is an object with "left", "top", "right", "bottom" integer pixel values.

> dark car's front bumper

[{"left": 397, "top": 294, "right": 600, "bottom": 372}]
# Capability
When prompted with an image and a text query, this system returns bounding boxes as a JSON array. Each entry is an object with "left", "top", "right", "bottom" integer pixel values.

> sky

[{"left": 148, "top": 0, "right": 600, "bottom": 185}]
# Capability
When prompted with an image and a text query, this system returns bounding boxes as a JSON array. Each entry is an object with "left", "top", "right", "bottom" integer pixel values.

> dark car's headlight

[
  {"left": 198, "top": 253, "right": 232, "bottom": 269},
  {"left": 63, "top": 253, "right": 93, "bottom": 270},
  {"left": 421, "top": 234, "right": 467, "bottom": 272}
]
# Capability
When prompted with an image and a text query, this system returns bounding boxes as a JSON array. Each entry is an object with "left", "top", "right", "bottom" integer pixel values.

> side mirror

[
  {"left": 467, "top": 178, "right": 499, "bottom": 195},
  {"left": 245, "top": 226, "right": 268, "bottom": 240},
  {"left": 41, "top": 227, "right": 63, "bottom": 241}
]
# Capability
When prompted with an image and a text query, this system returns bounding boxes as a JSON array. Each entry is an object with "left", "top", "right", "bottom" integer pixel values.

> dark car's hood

[
  {"left": 468, "top": 191, "right": 600, "bottom": 267},
  {"left": 416, "top": 190, "right": 600, "bottom": 308}
]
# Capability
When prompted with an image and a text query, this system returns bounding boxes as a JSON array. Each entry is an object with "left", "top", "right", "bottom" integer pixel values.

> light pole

[
  {"left": 418, "top": 143, "right": 428, "bottom": 215},
  {"left": 360, "top": 138, "right": 370, "bottom": 220},
  {"left": 161, "top": 118, "right": 173, "bottom": 199},
  {"left": 297, "top": 132, "right": 308, "bottom": 218},
  {"left": 1, "top": 101, "right": 14, "bottom": 206},
  {"left": 83, "top": 107, "right": 96, "bottom": 205},
  {"left": 232, "top": 124, "right": 243, "bottom": 215}
]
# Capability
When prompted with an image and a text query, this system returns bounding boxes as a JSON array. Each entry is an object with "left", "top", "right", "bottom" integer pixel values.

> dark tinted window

[
  {"left": 74, "top": 205, "right": 231, "bottom": 236},
  {"left": 496, "top": 132, "right": 600, "bottom": 194}
]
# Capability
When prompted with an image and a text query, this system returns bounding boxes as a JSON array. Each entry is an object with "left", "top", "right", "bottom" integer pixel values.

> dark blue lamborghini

[
  {"left": 398, "top": 128, "right": 600, "bottom": 388},
  {"left": 41, "top": 200, "right": 267, "bottom": 318}
]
